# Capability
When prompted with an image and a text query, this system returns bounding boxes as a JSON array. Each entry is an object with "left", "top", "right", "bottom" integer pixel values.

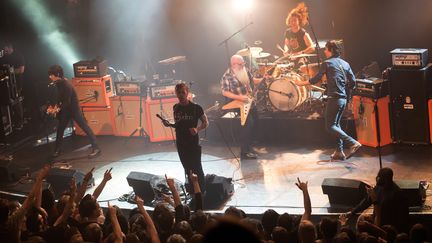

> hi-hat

[
  {"left": 236, "top": 47, "right": 263, "bottom": 57},
  {"left": 159, "top": 56, "right": 186, "bottom": 65}
]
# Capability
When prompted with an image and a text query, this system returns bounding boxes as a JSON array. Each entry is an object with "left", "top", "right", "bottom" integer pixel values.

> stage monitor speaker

[
  {"left": 322, "top": 178, "right": 368, "bottom": 206},
  {"left": 145, "top": 98, "right": 177, "bottom": 142},
  {"left": 75, "top": 106, "right": 115, "bottom": 136},
  {"left": 395, "top": 180, "right": 426, "bottom": 207},
  {"left": 72, "top": 75, "right": 114, "bottom": 107},
  {"left": 110, "top": 96, "right": 147, "bottom": 136},
  {"left": 127, "top": 171, "right": 156, "bottom": 203},
  {"left": 204, "top": 174, "right": 234, "bottom": 208},
  {"left": 352, "top": 95, "right": 392, "bottom": 147},
  {"left": 389, "top": 64, "right": 432, "bottom": 144},
  {"left": 46, "top": 168, "right": 94, "bottom": 199}
]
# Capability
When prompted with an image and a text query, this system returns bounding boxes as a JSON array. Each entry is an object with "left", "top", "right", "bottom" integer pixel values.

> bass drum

[{"left": 267, "top": 73, "right": 309, "bottom": 111}]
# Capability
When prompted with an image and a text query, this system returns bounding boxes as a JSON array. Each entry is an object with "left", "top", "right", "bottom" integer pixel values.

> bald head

[{"left": 230, "top": 55, "right": 245, "bottom": 70}]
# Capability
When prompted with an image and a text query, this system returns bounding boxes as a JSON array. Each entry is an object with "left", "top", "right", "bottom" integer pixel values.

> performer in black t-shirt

[
  {"left": 47, "top": 65, "right": 101, "bottom": 158},
  {"left": 283, "top": 3, "right": 315, "bottom": 57},
  {"left": 161, "top": 83, "right": 209, "bottom": 192}
]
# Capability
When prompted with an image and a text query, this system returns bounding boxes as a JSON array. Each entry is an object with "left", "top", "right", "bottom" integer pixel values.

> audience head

[
  {"left": 82, "top": 223, "right": 103, "bottom": 243},
  {"left": 167, "top": 234, "right": 186, "bottom": 243},
  {"left": 272, "top": 226, "right": 290, "bottom": 243},
  {"left": 79, "top": 194, "right": 101, "bottom": 219},
  {"left": 410, "top": 223, "right": 429, "bottom": 243},
  {"left": 262, "top": 209, "right": 280, "bottom": 238},
  {"left": 278, "top": 212, "right": 296, "bottom": 231},
  {"left": 224, "top": 206, "right": 245, "bottom": 221},
  {"left": 174, "top": 220, "right": 194, "bottom": 242},
  {"left": 153, "top": 203, "right": 174, "bottom": 233},
  {"left": 376, "top": 167, "right": 394, "bottom": 187},
  {"left": 319, "top": 217, "right": 338, "bottom": 240},
  {"left": 190, "top": 210, "right": 208, "bottom": 234},
  {"left": 203, "top": 220, "right": 261, "bottom": 243},
  {"left": 394, "top": 233, "right": 410, "bottom": 243},
  {"left": 298, "top": 220, "right": 316, "bottom": 243}
]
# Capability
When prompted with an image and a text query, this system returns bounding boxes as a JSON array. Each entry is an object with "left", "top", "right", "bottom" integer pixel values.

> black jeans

[
  {"left": 55, "top": 106, "right": 98, "bottom": 152},
  {"left": 176, "top": 142, "right": 206, "bottom": 193},
  {"left": 240, "top": 106, "right": 258, "bottom": 154},
  {"left": 325, "top": 98, "right": 357, "bottom": 152}
]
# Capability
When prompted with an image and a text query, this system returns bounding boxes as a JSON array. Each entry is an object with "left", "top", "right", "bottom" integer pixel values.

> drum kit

[{"left": 236, "top": 45, "right": 327, "bottom": 114}]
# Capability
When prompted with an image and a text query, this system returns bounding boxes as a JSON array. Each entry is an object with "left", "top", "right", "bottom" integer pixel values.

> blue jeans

[{"left": 325, "top": 98, "right": 357, "bottom": 152}]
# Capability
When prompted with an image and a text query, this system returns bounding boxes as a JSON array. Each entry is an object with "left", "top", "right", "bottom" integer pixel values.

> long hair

[{"left": 286, "top": 2, "right": 309, "bottom": 27}]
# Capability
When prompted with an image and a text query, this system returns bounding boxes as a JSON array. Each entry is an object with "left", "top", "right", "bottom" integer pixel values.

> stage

[{"left": 1, "top": 122, "right": 432, "bottom": 218}]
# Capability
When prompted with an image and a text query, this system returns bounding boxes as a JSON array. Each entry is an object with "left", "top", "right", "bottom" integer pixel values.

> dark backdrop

[{"left": 1, "top": 0, "right": 431, "bottom": 112}]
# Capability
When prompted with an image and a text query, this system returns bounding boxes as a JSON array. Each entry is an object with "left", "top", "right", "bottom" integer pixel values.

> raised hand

[
  {"left": 84, "top": 167, "right": 95, "bottom": 182},
  {"left": 366, "top": 185, "right": 377, "bottom": 202},
  {"left": 69, "top": 177, "right": 77, "bottom": 194},
  {"left": 295, "top": 177, "right": 308, "bottom": 192},
  {"left": 135, "top": 196, "right": 144, "bottom": 208},
  {"left": 103, "top": 168, "right": 113, "bottom": 182},
  {"left": 165, "top": 174, "right": 175, "bottom": 189},
  {"left": 189, "top": 171, "right": 198, "bottom": 184},
  {"left": 108, "top": 201, "right": 116, "bottom": 215},
  {"left": 37, "top": 164, "right": 51, "bottom": 181}
]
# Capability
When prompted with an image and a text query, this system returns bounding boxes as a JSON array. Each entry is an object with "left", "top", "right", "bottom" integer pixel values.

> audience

[{"left": 0, "top": 166, "right": 429, "bottom": 243}]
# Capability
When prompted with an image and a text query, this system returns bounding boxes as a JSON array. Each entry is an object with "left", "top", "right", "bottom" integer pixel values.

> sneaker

[
  {"left": 88, "top": 148, "right": 101, "bottom": 159},
  {"left": 346, "top": 142, "right": 362, "bottom": 159},
  {"left": 241, "top": 152, "right": 258, "bottom": 160},
  {"left": 330, "top": 151, "right": 346, "bottom": 161}
]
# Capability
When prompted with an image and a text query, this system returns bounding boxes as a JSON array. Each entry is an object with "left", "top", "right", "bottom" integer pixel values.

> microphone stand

[
  {"left": 307, "top": 15, "right": 321, "bottom": 67},
  {"left": 218, "top": 22, "right": 254, "bottom": 68}
]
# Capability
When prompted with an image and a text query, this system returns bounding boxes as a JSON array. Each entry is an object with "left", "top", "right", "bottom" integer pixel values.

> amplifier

[
  {"left": 75, "top": 106, "right": 114, "bottom": 136},
  {"left": 114, "top": 81, "right": 146, "bottom": 96},
  {"left": 72, "top": 75, "right": 113, "bottom": 107},
  {"left": 145, "top": 98, "right": 176, "bottom": 142},
  {"left": 110, "top": 96, "right": 147, "bottom": 136},
  {"left": 150, "top": 84, "right": 177, "bottom": 99},
  {"left": 353, "top": 77, "right": 388, "bottom": 98},
  {"left": 390, "top": 48, "right": 428, "bottom": 69},
  {"left": 73, "top": 60, "right": 108, "bottom": 78}
]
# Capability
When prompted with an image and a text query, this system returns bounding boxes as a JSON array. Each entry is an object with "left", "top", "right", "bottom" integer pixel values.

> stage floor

[{"left": 2, "top": 132, "right": 432, "bottom": 216}]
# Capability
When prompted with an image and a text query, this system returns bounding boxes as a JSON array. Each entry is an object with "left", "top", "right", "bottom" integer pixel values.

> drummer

[{"left": 283, "top": 3, "right": 315, "bottom": 60}]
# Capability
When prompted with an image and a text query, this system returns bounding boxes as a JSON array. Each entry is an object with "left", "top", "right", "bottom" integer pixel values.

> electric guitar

[
  {"left": 46, "top": 104, "right": 61, "bottom": 118},
  {"left": 221, "top": 78, "right": 267, "bottom": 126}
]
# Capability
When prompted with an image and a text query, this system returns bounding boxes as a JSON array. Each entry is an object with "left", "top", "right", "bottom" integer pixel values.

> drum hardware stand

[
  {"left": 307, "top": 15, "right": 322, "bottom": 66},
  {"left": 125, "top": 91, "right": 149, "bottom": 143},
  {"left": 218, "top": 21, "right": 253, "bottom": 68}
]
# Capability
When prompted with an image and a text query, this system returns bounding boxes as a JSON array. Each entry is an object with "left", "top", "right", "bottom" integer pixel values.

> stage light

[
  {"left": 12, "top": 0, "right": 80, "bottom": 66},
  {"left": 233, "top": 0, "right": 253, "bottom": 11}
]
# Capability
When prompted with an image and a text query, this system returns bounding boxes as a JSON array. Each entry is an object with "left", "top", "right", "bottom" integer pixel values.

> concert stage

[{"left": 1, "top": 121, "right": 432, "bottom": 219}]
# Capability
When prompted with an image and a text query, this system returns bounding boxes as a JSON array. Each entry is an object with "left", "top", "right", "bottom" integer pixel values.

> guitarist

[
  {"left": 221, "top": 55, "right": 262, "bottom": 160},
  {"left": 295, "top": 41, "right": 361, "bottom": 161},
  {"left": 47, "top": 65, "right": 101, "bottom": 158}
]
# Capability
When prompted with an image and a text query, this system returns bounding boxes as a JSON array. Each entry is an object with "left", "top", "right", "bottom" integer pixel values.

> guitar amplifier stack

[
  {"left": 388, "top": 49, "right": 432, "bottom": 144},
  {"left": 72, "top": 60, "right": 114, "bottom": 136}
]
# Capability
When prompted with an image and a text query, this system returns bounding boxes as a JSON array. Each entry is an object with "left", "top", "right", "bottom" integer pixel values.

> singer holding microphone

[
  {"left": 47, "top": 64, "right": 101, "bottom": 158},
  {"left": 161, "top": 83, "right": 208, "bottom": 193}
]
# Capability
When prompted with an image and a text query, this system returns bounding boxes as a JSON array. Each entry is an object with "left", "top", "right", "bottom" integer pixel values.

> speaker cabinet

[
  {"left": 145, "top": 98, "right": 176, "bottom": 142},
  {"left": 352, "top": 95, "right": 392, "bottom": 147},
  {"left": 0, "top": 105, "right": 12, "bottom": 141},
  {"left": 395, "top": 180, "right": 426, "bottom": 207},
  {"left": 322, "top": 178, "right": 368, "bottom": 206},
  {"left": 126, "top": 171, "right": 156, "bottom": 203},
  {"left": 75, "top": 106, "right": 114, "bottom": 136},
  {"left": 389, "top": 64, "right": 432, "bottom": 144},
  {"left": 110, "top": 96, "right": 147, "bottom": 136},
  {"left": 46, "top": 168, "right": 93, "bottom": 199},
  {"left": 72, "top": 75, "right": 114, "bottom": 107}
]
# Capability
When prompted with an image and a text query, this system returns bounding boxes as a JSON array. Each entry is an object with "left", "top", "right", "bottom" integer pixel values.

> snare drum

[{"left": 267, "top": 72, "right": 309, "bottom": 111}]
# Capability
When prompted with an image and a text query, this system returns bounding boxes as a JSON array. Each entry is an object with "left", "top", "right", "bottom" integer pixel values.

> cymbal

[
  {"left": 158, "top": 56, "right": 186, "bottom": 65},
  {"left": 236, "top": 47, "right": 263, "bottom": 57},
  {"left": 290, "top": 53, "right": 317, "bottom": 59},
  {"left": 255, "top": 52, "right": 271, "bottom": 58}
]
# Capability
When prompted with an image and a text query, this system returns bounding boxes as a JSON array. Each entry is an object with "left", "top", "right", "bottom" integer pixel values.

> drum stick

[
  {"left": 276, "top": 44, "right": 285, "bottom": 53},
  {"left": 310, "top": 85, "right": 326, "bottom": 92}
]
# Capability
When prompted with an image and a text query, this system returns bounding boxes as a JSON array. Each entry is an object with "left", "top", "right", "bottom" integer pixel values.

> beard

[{"left": 233, "top": 66, "right": 250, "bottom": 87}]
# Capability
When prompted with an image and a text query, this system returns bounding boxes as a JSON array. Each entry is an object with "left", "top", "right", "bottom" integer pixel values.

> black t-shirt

[
  {"left": 53, "top": 78, "right": 80, "bottom": 113},
  {"left": 173, "top": 102, "right": 204, "bottom": 145},
  {"left": 284, "top": 28, "right": 307, "bottom": 53}
]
